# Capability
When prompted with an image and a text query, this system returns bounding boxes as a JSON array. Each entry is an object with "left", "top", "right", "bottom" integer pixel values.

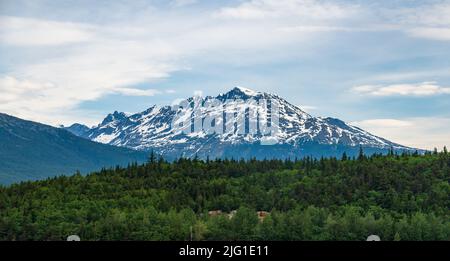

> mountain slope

[
  {"left": 64, "top": 123, "right": 90, "bottom": 137},
  {"left": 0, "top": 113, "right": 148, "bottom": 184},
  {"left": 66, "top": 87, "right": 413, "bottom": 159}
]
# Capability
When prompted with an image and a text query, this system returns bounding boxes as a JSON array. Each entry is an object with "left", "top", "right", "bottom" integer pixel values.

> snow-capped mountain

[{"left": 65, "top": 87, "right": 412, "bottom": 159}]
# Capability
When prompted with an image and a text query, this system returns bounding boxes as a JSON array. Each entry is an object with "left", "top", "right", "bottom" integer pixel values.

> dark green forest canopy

[{"left": 0, "top": 150, "right": 449, "bottom": 241}]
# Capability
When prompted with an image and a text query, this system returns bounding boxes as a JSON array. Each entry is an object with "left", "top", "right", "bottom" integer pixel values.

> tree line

[{"left": 0, "top": 148, "right": 449, "bottom": 240}]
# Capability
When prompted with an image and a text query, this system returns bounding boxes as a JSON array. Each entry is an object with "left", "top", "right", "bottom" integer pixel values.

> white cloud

[
  {"left": 0, "top": 76, "right": 55, "bottom": 104},
  {"left": 0, "top": 16, "right": 94, "bottom": 46},
  {"left": 299, "top": 105, "right": 317, "bottom": 112},
  {"left": 352, "top": 118, "right": 450, "bottom": 150},
  {"left": 215, "top": 0, "right": 355, "bottom": 20},
  {"left": 193, "top": 90, "right": 203, "bottom": 97},
  {"left": 353, "top": 119, "right": 412, "bottom": 128},
  {"left": 2, "top": 1, "right": 450, "bottom": 127},
  {"left": 353, "top": 82, "right": 450, "bottom": 97},
  {"left": 385, "top": 2, "right": 450, "bottom": 41},
  {"left": 279, "top": 25, "right": 353, "bottom": 33},
  {"left": 113, "top": 87, "right": 161, "bottom": 96},
  {"left": 0, "top": 76, "right": 97, "bottom": 125},
  {"left": 407, "top": 27, "right": 450, "bottom": 41},
  {"left": 361, "top": 69, "right": 450, "bottom": 82},
  {"left": 0, "top": 1, "right": 361, "bottom": 125},
  {"left": 0, "top": 74, "right": 168, "bottom": 125},
  {"left": 0, "top": 16, "right": 181, "bottom": 125},
  {"left": 398, "top": 2, "right": 450, "bottom": 27},
  {"left": 171, "top": 0, "right": 198, "bottom": 8}
]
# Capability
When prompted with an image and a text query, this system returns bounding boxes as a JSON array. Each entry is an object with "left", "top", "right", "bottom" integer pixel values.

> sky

[{"left": 0, "top": 0, "right": 449, "bottom": 150}]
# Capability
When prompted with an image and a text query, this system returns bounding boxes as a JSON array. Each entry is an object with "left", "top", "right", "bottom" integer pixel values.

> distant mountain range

[
  {"left": 0, "top": 113, "right": 147, "bottom": 184},
  {"left": 65, "top": 87, "right": 413, "bottom": 160}
]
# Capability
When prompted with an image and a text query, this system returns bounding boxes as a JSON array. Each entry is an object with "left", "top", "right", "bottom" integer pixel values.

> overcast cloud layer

[{"left": 0, "top": 0, "right": 449, "bottom": 150}]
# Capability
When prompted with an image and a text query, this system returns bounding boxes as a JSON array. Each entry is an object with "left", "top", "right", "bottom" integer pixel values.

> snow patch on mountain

[{"left": 65, "top": 87, "right": 413, "bottom": 158}]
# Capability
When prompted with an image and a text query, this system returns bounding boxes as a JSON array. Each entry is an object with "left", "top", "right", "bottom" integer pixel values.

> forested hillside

[
  {"left": 0, "top": 149, "right": 449, "bottom": 241},
  {"left": 0, "top": 113, "right": 148, "bottom": 184}
]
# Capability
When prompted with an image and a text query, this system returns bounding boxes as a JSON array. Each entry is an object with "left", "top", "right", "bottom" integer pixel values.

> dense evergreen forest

[{"left": 0, "top": 148, "right": 449, "bottom": 241}]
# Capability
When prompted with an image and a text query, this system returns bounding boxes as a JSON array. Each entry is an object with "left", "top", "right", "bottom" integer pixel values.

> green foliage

[
  {"left": 0, "top": 113, "right": 148, "bottom": 185},
  {"left": 0, "top": 151, "right": 449, "bottom": 241}
]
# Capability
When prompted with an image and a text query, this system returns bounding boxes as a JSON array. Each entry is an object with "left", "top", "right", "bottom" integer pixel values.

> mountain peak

[
  {"left": 232, "top": 86, "right": 259, "bottom": 96},
  {"left": 101, "top": 111, "right": 127, "bottom": 125},
  {"left": 68, "top": 86, "right": 413, "bottom": 159},
  {"left": 218, "top": 86, "right": 262, "bottom": 100},
  {"left": 64, "top": 123, "right": 90, "bottom": 136}
]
